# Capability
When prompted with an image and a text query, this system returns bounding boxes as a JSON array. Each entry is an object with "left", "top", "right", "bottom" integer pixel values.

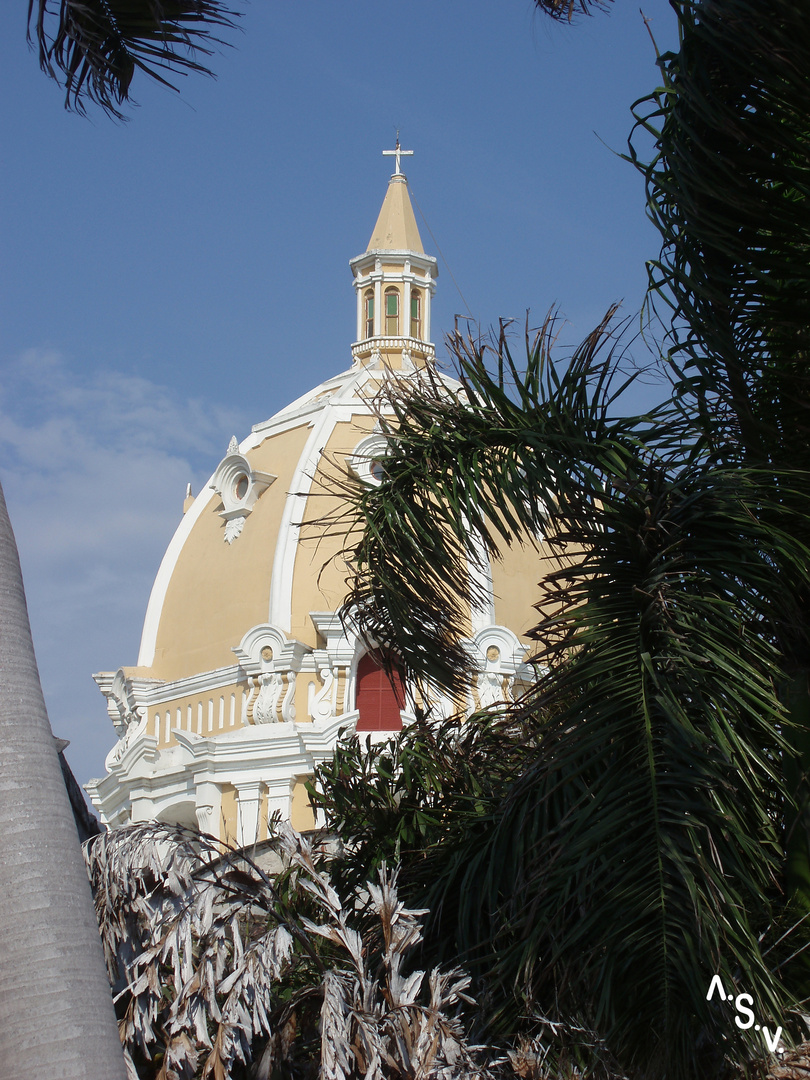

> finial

[
  {"left": 382, "top": 134, "right": 413, "bottom": 177},
  {"left": 227, "top": 436, "right": 239, "bottom": 454}
]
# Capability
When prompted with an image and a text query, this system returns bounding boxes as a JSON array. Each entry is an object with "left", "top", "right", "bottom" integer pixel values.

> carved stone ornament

[
  {"left": 210, "top": 441, "right": 276, "bottom": 544},
  {"left": 253, "top": 672, "right": 283, "bottom": 724},
  {"left": 309, "top": 664, "right": 337, "bottom": 722},
  {"left": 108, "top": 711, "right": 147, "bottom": 766},
  {"left": 224, "top": 514, "right": 246, "bottom": 544},
  {"left": 281, "top": 671, "right": 297, "bottom": 722},
  {"left": 106, "top": 669, "right": 142, "bottom": 738}
]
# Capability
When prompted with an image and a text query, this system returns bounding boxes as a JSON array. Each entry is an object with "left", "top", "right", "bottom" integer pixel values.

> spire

[
  {"left": 366, "top": 139, "right": 424, "bottom": 253},
  {"left": 350, "top": 140, "right": 438, "bottom": 368}
]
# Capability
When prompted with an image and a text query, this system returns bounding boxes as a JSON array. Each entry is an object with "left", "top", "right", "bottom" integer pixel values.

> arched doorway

[{"left": 355, "top": 652, "right": 405, "bottom": 732}]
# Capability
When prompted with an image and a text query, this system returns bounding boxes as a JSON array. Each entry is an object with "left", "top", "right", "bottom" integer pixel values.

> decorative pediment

[{"left": 232, "top": 623, "right": 310, "bottom": 676}]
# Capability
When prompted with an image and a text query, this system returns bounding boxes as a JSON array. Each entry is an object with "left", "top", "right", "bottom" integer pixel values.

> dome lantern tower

[{"left": 350, "top": 140, "right": 438, "bottom": 370}]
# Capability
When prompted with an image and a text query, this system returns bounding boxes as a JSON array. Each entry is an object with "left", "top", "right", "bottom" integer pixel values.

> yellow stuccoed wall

[
  {"left": 219, "top": 784, "right": 238, "bottom": 846},
  {"left": 149, "top": 424, "right": 310, "bottom": 681},
  {"left": 290, "top": 777, "right": 316, "bottom": 831},
  {"left": 289, "top": 415, "right": 377, "bottom": 645},
  {"left": 491, "top": 541, "right": 560, "bottom": 645}
]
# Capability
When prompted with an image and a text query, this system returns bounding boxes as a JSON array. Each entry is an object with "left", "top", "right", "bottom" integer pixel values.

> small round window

[
  {"left": 234, "top": 474, "right": 249, "bottom": 500},
  {"left": 349, "top": 434, "right": 390, "bottom": 487}
]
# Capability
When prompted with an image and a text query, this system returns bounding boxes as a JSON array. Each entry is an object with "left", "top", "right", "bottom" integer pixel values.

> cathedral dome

[{"left": 87, "top": 148, "right": 543, "bottom": 842}]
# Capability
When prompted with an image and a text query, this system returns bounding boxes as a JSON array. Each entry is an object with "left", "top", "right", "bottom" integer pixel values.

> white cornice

[
  {"left": 125, "top": 664, "right": 245, "bottom": 706},
  {"left": 350, "top": 250, "right": 438, "bottom": 277}
]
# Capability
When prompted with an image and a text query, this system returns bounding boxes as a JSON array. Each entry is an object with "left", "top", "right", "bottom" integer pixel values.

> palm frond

[
  {"left": 628, "top": 0, "right": 810, "bottom": 463},
  {"left": 345, "top": 310, "right": 666, "bottom": 696},
  {"left": 628, "top": 0, "right": 810, "bottom": 916},
  {"left": 531, "top": 0, "right": 612, "bottom": 21},
  {"left": 29, "top": 0, "right": 240, "bottom": 117},
  {"left": 339, "top": 311, "right": 810, "bottom": 1076},
  {"left": 86, "top": 820, "right": 492, "bottom": 1079},
  {"left": 444, "top": 465, "right": 808, "bottom": 1071}
]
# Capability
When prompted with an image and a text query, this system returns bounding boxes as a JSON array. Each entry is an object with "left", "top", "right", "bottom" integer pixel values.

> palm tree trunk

[{"left": 0, "top": 481, "right": 125, "bottom": 1077}]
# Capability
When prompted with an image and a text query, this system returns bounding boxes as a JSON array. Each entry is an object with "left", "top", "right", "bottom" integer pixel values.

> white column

[
  {"left": 355, "top": 281, "right": 363, "bottom": 340},
  {"left": 266, "top": 779, "right": 292, "bottom": 824},
  {"left": 403, "top": 278, "right": 412, "bottom": 340},
  {"left": 424, "top": 279, "right": 432, "bottom": 343},
  {"left": 373, "top": 269, "right": 382, "bottom": 337},
  {"left": 236, "top": 781, "right": 263, "bottom": 847},
  {"left": 129, "top": 794, "right": 155, "bottom": 824}
]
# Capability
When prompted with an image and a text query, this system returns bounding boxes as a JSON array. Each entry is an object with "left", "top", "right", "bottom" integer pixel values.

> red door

[{"left": 355, "top": 652, "right": 405, "bottom": 731}]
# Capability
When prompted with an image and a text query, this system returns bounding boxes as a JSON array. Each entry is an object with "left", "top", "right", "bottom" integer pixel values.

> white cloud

[{"left": 0, "top": 349, "right": 252, "bottom": 790}]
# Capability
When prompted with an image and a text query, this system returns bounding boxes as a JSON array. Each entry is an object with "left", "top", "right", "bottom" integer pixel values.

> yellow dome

[{"left": 86, "top": 155, "right": 546, "bottom": 843}]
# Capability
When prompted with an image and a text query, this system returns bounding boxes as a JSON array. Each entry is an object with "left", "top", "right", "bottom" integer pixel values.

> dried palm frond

[{"left": 86, "top": 820, "right": 494, "bottom": 1080}]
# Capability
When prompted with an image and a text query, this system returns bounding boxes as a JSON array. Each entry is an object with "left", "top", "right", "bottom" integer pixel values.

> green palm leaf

[
  {"left": 628, "top": 0, "right": 810, "bottom": 466},
  {"left": 629, "top": 0, "right": 810, "bottom": 911},
  {"left": 341, "top": 314, "right": 810, "bottom": 1076},
  {"left": 29, "top": 0, "right": 240, "bottom": 117}
]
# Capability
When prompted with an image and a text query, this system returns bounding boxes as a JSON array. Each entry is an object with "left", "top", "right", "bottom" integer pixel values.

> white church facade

[{"left": 86, "top": 147, "right": 547, "bottom": 843}]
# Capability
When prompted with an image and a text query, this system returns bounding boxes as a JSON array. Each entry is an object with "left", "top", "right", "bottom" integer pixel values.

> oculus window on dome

[
  {"left": 210, "top": 438, "right": 277, "bottom": 544},
  {"left": 349, "top": 433, "right": 390, "bottom": 487}
]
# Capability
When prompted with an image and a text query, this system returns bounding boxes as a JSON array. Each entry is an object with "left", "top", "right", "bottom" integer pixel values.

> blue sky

[{"left": 0, "top": 0, "right": 678, "bottom": 787}]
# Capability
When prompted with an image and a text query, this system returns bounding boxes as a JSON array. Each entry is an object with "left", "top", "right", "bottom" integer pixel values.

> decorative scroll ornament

[
  {"left": 310, "top": 664, "right": 337, "bottom": 722},
  {"left": 253, "top": 672, "right": 283, "bottom": 724},
  {"left": 281, "top": 672, "right": 297, "bottom": 723},
  {"left": 108, "top": 711, "right": 147, "bottom": 766},
  {"left": 195, "top": 804, "right": 214, "bottom": 834}
]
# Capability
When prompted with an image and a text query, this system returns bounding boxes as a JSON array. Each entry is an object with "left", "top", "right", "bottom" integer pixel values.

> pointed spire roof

[{"left": 366, "top": 174, "right": 424, "bottom": 254}]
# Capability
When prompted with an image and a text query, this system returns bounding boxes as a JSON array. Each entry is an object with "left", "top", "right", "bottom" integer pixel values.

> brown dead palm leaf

[{"left": 532, "top": 0, "right": 612, "bottom": 19}]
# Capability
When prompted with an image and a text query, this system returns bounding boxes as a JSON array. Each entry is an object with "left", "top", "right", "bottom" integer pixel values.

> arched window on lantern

[
  {"left": 410, "top": 289, "right": 421, "bottom": 339},
  {"left": 385, "top": 288, "right": 399, "bottom": 335},
  {"left": 355, "top": 652, "right": 405, "bottom": 731},
  {"left": 364, "top": 290, "right": 375, "bottom": 338}
]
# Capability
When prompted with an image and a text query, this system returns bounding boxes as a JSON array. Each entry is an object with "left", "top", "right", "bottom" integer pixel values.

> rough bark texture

[{"left": 0, "top": 481, "right": 125, "bottom": 1078}]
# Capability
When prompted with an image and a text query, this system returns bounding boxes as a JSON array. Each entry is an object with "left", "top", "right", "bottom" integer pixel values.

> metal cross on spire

[{"left": 383, "top": 135, "right": 413, "bottom": 176}]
